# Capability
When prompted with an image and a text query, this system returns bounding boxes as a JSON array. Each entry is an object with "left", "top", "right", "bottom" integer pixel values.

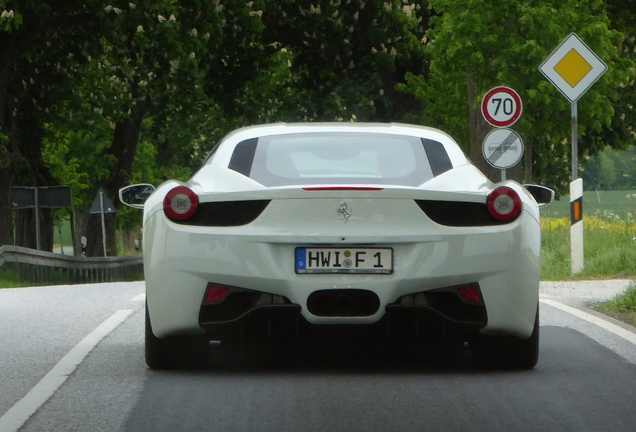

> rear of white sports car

[{"left": 131, "top": 123, "right": 546, "bottom": 370}]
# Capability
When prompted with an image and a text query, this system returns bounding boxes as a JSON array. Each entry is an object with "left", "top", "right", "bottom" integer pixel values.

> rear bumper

[
  {"left": 198, "top": 291, "right": 486, "bottom": 347},
  {"left": 144, "top": 204, "right": 540, "bottom": 340}
]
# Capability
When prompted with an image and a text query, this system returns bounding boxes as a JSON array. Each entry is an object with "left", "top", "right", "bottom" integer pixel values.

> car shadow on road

[{"left": 190, "top": 343, "right": 479, "bottom": 375}]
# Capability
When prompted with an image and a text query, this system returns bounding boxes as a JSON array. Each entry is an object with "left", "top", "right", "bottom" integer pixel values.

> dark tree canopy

[{"left": 0, "top": 0, "right": 634, "bottom": 253}]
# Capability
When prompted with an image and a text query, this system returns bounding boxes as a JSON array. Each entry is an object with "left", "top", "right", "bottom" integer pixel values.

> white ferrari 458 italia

[{"left": 120, "top": 122, "right": 553, "bottom": 370}]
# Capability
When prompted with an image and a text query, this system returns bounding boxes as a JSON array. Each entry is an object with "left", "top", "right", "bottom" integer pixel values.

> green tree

[
  {"left": 67, "top": 0, "right": 226, "bottom": 256},
  {"left": 250, "top": 0, "right": 430, "bottom": 122},
  {"left": 7, "top": 1, "right": 267, "bottom": 255},
  {"left": 6, "top": 0, "right": 636, "bottom": 254},
  {"left": 587, "top": 0, "right": 636, "bottom": 151},
  {"left": 399, "top": 0, "right": 634, "bottom": 193},
  {"left": 582, "top": 146, "right": 636, "bottom": 191},
  {"left": 0, "top": 0, "right": 108, "bottom": 248}
]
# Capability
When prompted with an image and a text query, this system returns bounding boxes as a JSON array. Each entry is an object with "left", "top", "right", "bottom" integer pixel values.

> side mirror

[
  {"left": 523, "top": 184, "right": 554, "bottom": 207},
  {"left": 119, "top": 184, "right": 155, "bottom": 209}
]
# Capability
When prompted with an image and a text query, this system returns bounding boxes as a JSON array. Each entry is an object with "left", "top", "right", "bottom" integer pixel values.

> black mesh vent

[
  {"left": 416, "top": 200, "right": 516, "bottom": 226},
  {"left": 167, "top": 200, "right": 270, "bottom": 226}
]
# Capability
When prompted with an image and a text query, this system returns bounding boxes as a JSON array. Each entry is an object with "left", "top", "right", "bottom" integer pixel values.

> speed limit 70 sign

[{"left": 481, "top": 86, "right": 522, "bottom": 128}]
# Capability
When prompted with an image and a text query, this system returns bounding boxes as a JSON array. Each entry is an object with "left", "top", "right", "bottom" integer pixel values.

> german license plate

[{"left": 295, "top": 247, "right": 393, "bottom": 274}]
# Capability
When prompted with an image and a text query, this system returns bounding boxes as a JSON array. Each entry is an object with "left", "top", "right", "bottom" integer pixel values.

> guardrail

[{"left": 0, "top": 245, "right": 144, "bottom": 286}]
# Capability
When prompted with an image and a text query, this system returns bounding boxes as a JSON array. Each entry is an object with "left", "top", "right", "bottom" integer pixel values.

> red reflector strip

[
  {"left": 302, "top": 187, "right": 384, "bottom": 191},
  {"left": 205, "top": 285, "right": 229, "bottom": 303},
  {"left": 457, "top": 285, "right": 482, "bottom": 303}
]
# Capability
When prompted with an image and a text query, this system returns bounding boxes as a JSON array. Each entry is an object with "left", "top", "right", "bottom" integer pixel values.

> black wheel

[
  {"left": 472, "top": 304, "right": 539, "bottom": 370},
  {"left": 145, "top": 305, "right": 209, "bottom": 369}
]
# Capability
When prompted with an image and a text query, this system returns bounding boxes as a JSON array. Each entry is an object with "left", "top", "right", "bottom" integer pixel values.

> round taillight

[
  {"left": 487, "top": 186, "right": 521, "bottom": 221},
  {"left": 163, "top": 186, "right": 199, "bottom": 220}
]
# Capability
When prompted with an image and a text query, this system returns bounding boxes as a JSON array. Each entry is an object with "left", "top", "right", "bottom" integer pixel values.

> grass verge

[
  {"left": 593, "top": 283, "right": 636, "bottom": 328},
  {"left": 541, "top": 216, "right": 636, "bottom": 327},
  {"left": 541, "top": 216, "right": 636, "bottom": 280},
  {"left": 0, "top": 265, "right": 144, "bottom": 289},
  {"left": 0, "top": 268, "right": 32, "bottom": 288}
]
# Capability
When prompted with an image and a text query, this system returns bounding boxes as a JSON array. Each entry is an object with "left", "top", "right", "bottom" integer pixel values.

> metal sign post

[
  {"left": 34, "top": 188, "right": 41, "bottom": 250},
  {"left": 571, "top": 102, "right": 578, "bottom": 180},
  {"left": 89, "top": 190, "right": 116, "bottom": 257},
  {"left": 100, "top": 192, "right": 107, "bottom": 257},
  {"left": 540, "top": 33, "right": 607, "bottom": 274},
  {"left": 12, "top": 186, "right": 72, "bottom": 251}
]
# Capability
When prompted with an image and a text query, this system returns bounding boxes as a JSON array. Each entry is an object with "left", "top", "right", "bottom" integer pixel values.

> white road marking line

[
  {"left": 0, "top": 309, "right": 134, "bottom": 432},
  {"left": 540, "top": 298, "right": 636, "bottom": 346},
  {"left": 130, "top": 293, "right": 146, "bottom": 302}
]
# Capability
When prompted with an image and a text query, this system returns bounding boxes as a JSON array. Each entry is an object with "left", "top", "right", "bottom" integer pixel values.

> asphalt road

[{"left": 1, "top": 281, "right": 636, "bottom": 432}]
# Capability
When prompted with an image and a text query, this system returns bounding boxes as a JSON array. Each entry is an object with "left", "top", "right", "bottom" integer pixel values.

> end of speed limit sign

[{"left": 481, "top": 86, "right": 523, "bottom": 128}]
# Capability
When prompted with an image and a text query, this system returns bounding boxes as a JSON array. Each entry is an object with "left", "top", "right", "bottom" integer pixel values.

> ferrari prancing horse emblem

[{"left": 338, "top": 202, "right": 352, "bottom": 222}]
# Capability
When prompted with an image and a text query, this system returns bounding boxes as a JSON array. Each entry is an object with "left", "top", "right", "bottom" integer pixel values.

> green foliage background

[{"left": 0, "top": 0, "right": 634, "bottom": 251}]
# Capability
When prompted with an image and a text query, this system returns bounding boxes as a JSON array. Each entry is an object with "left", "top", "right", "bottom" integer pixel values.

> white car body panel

[{"left": 136, "top": 123, "right": 542, "bottom": 344}]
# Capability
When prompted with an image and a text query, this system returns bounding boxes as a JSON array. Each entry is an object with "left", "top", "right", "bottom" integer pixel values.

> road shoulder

[{"left": 540, "top": 279, "right": 636, "bottom": 364}]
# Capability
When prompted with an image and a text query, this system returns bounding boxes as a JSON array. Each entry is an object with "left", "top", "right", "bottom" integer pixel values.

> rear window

[{"left": 229, "top": 132, "right": 452, "bottom": 187}]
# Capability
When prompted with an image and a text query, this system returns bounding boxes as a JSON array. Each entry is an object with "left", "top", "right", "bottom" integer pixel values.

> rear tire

[
  {"left": 145, "top": 305, "right": 209, "bottom": 369},
  {"left": 472, "top": 304, "right": 539, "bottom": 370}
]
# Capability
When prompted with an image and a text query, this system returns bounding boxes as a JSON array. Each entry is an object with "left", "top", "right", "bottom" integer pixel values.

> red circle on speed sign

[{"left": 481, "top": 87, "right": 523, "bottom": 128}]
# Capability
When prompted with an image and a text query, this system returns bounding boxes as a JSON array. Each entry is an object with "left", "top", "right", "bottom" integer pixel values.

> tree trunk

[
  {"left": 524, "top": 136, "right": 533, "bottom": 184},
  {"left": 74, "top": 209, "right": 118, "bottom": 257},
  {"left": 0, "top": 33, "right": 21, "bottom": 247},
  {"left": 468, "top": 76, "right": 499, "bottom": 182},
  {"left": 105, "top": 116, "right": 144, "bottom": 202},
  {"left": 15, "top": 208, "right": 54, "bottom": 251},
  {"left": 121, "top": 227, "right": 143, "bottom": 254},
  {"left": 0, "top": 167, "right": 15, "bottom": 246},
  {"left": 75, "top": 114, "right": 144, "bottom": 257},
  {"left": 13, "top": 93, "right": 58, "bottom": 250}
]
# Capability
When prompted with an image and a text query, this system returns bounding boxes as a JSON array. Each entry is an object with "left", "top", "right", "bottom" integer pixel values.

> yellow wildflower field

[{"left": 541, "top": 216, "right": 636, "bottom": 280}]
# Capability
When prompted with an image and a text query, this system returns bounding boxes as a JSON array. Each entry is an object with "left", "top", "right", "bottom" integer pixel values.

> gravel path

[{"left": 540, "top": 279, "right": 633, "bottom": 303}]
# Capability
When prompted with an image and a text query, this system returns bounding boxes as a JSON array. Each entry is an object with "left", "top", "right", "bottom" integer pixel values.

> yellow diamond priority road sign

[{"left": 539, "top": 33, "right": 607, "bottom": 102}]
